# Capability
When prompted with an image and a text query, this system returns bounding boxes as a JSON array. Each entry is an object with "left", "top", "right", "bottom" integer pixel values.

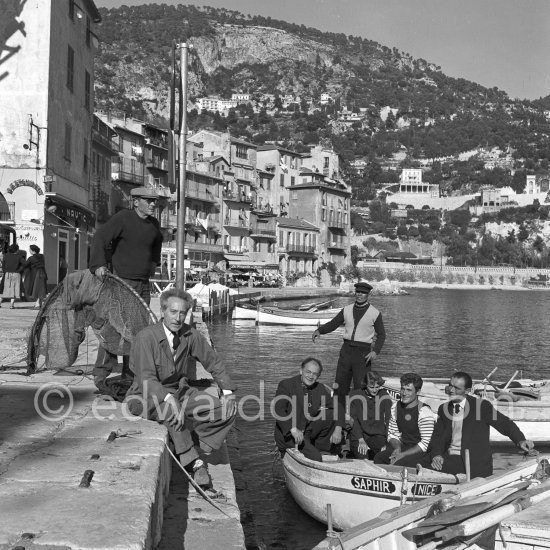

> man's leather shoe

[
  {"left": 190, "top": 459, "right": 210, "bottom": 488},
  {"left": 94, "top": 376, "right": 109, "bottom": 393}
]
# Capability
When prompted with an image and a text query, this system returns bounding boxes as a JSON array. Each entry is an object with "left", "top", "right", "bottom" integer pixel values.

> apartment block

[{"left": 0, "top": 0, "right": 101, "bottom": 284}]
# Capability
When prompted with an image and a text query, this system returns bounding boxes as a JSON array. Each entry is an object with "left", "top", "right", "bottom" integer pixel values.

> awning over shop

[
  {"left": 45, "top": 193, "right": 96, "bottom": 227},
  {"left": 224, "top": 253, "right": 251, "bottom": 262}
]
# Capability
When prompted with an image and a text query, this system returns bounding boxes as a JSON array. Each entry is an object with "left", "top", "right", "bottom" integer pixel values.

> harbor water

[{"left": 208, "top": 288, "right": 550, "bottom": 549}]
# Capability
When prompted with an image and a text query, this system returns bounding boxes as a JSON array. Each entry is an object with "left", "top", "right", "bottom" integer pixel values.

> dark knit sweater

[{"left": 89, "top": 209, "right": 162, "bottom": 280}]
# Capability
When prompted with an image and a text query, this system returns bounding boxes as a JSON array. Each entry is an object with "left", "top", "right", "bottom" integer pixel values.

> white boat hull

[
  {"left": 232, "top": 305, "right": 257, "bottom": 320},
  {"left": 283, "top": 449, "right": 463, "bottom": 530},
  {"left": 311, "top": 457, "right": 547, "bottom": 549},
  {"left": 257, "top": 307, "right": 337, "bottom": 325}
]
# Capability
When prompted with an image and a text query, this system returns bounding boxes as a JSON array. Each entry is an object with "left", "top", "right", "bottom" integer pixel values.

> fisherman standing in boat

[
  {"left": 274, "top": 357, "right": 345, "bottom": 461},
  {"left": 312, "top": 281, "right": 386, "bottom": 404},
  {"left": 424, "top": 371, "right": 534, "bottom": 478},
  {"left": 373, "top": 373, "right": 435, "bottom": 467}
]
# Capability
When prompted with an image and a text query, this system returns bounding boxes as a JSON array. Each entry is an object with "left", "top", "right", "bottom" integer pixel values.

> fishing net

[{"left": 27, "top": 270, "right": 157, "bottom": 373}]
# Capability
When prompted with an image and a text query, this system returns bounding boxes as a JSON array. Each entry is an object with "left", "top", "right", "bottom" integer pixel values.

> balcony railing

[
  {"left": 187, "top": 186, "right": 217, "bottom": 203},
  {"left": 327, "top": 218, "right": 346, "bottom": 229},
  {"left": 223, "top": 190, "right": 252, "bottom": 203},
  {"left": 286, "top": 244, "right": 316, "bottom": 254},
  {"left": 92, "top": 127, "right": 119, "bottom": 153},
  {"left": 145, "top": 156, "right": 168, "bottom": 171},
  {"left": 250, "top": 227, "right": 276, "bottom": 239},
  {"left": 112, "top": 170, "right": 144, "bottom": 185},
  {"left": 224, "top": 217, "right": 249, "bottom": 229},
  {"left": 327, "top": 242, "right": 346, "bottom": 250},
  {"left": 145, "top": 135, "right": 168, "bottom": 149},
  {"left": 252, "top": 204, "right": 275, "bottom": 215}
]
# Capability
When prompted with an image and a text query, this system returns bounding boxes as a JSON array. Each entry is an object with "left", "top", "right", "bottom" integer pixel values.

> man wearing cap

[
  {"left": 89, "top": 187, "right": 163, "bottom": 392},
  {"left": 312, "top": 281, "right": 385, "bottom": 403}
]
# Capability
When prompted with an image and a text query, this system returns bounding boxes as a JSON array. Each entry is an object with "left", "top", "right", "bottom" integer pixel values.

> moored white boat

[
  {"left": 311, "top": 456, "right": 550, "bottom": 550},
  {"left": 232, "top": 304, "right": 258, "bottom": 320},
  {"left": 283, "top": 448, "right": 466, "bottom": 530},
  {"left": 256, "top": 306, "right": 339, "bottom": 325}
]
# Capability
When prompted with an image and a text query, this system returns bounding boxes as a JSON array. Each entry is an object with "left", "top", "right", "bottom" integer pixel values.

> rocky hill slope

[{"left": 94, "top": 4, "right": 550, "bottom": 192}]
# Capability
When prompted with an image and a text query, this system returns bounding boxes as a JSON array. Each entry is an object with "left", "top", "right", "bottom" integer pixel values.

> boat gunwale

[{"left": 284, "top": 448, "right": 463, "bottom": 484}]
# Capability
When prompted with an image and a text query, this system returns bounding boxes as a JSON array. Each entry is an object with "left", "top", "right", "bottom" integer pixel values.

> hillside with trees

[{"left": 95, "top": 4, "right": 550, "bottom": 203}]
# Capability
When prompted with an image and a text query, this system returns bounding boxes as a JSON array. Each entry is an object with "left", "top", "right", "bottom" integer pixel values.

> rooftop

[{"left": 276, "top": 217, "right": 319, "bottom": 231}]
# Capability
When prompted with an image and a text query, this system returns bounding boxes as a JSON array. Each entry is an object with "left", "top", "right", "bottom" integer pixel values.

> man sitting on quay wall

[
  {"left": 421, "top": 371, "right": 534, "bottom": 478},
  {"left": 125, "top": 288, "right": 237, "bottom": 488},
  {"left": 374, "top": 373, "right": 435, "bottom": 467},
  {"left": 274, "top": 357, "right": 345, "bottom": 462}
]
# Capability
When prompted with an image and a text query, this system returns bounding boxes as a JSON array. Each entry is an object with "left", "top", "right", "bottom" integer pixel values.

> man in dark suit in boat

[
  {"left": 425, "top": 371, "right": 534, "bottom": 478},
  {"left": 274, "top": 357, "right": 345, "bottom": 461}
]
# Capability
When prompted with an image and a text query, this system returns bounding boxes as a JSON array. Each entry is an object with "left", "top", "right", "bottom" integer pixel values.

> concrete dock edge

[{"left": 0, "top": 303, "right": 245, "bottom": 550}]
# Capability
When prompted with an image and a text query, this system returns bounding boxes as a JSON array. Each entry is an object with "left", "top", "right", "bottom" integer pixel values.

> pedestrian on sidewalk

[
  {"left": 312, "top": 280, "right": 386, "bottom": 404},
  {"left": 0, "top": 243, "right": 25, "bottom": 309},
  {"left": 125, "top": 288, "right": 236, "bottom": 489},
  {"left": 88, "top": 187, "right": 163, "bottom": 393},
  {"left": 22, "top": 244, "right": 48, "bottom": 308}
]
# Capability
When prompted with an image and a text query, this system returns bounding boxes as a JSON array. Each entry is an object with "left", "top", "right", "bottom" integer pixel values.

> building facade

[
  {"left": 288, "top": 168, "right": 352, "bottom": 269},
  {"left": 0, "top": 0, "right": 101, "bottom": 284}
]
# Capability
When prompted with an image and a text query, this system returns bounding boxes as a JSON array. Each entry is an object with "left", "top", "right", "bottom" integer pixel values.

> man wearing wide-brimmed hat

[
  {"left": 89, "top": 187, "right": 163, "bottom": 392},
  {"left": 312, "top": 280, "right": 386, "bottom": 403}
]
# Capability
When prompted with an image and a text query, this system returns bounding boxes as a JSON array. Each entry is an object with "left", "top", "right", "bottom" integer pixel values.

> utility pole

[{"left": 175, "top": 43, "right": 189, "bottom": 291}]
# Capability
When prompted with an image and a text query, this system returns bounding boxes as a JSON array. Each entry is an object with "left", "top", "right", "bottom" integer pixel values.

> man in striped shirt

[{"left": 374, "top": 373, "right": 435, "bottom": 467}]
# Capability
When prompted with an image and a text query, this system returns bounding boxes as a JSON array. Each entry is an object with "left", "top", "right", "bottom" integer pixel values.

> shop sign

[
  {"left": 6, "top": 179, "right": 43, "bottom": 196},
  {"left": 49, "top": 203, "right": 95, "bottom": 225}
]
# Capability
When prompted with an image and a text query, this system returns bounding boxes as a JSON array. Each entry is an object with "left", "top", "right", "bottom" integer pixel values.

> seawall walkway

[{"left": 0, "top": 299, "right": 244, "bottom": 549}]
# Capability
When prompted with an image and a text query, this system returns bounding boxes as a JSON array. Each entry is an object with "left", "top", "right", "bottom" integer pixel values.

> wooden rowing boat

[
  {"left": 256, "top": 306, "right": 339, "bottom": 325},
  {"left": 311, "top": 456, "right": 550, "bottom": 549},
  {"left": 232, "top": 304, "right": 258, "bottom": 320},
  {"left": 283, "top": 449, "right": 466, "bottom": 530}
]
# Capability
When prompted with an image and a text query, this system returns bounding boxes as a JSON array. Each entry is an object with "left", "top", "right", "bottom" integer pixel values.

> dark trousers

[
  {"left": 418, "top": 453, "right": 466, "bottom": 476},
  {"left": 374, "top": 445, "right": 429, "bottom": 468},
  {"left": 350, "top": 434, "right": 386, "bottom": 459},
  {"left": 93, "top": 278, "right": 150, "bottom": 380},
  {"left": 276, "top": 417, "right": 340, "bottom": 462},
  {"left": 334, "top": 342, "right": 371, "bottom": 400}
]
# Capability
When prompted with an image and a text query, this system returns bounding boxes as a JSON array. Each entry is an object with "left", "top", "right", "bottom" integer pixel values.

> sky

[{"left": 95, "top": 0, "right": 550, "bottom": 100}]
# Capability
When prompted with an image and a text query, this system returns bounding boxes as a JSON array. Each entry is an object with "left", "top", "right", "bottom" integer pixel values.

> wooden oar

[
  {"left": 402, "top": 481, "right": 532, "bottom": 540},
  {"left": 502, "top": 370, "right": 519, "bottom": 390},
  {"left": 439, "top": 481, "right": 550, "bottom": 541}
]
